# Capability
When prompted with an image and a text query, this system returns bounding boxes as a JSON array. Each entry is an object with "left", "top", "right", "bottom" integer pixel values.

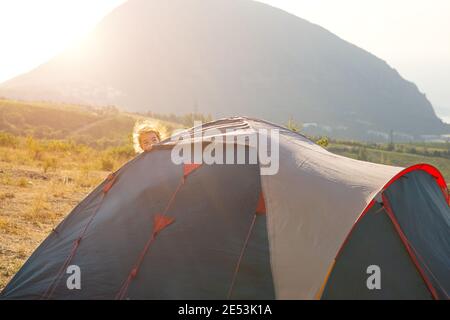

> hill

[
  {"left": 0, "top": 0, "right": 448, "bottom": 140},
  {"left": 0, "top": 98, "right": 184, "bottom": 148}
]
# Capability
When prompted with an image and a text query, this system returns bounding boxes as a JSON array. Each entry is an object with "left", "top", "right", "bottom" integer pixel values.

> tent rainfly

[{"left": 1, "top": 117, "right": 449, "bottom": 300}]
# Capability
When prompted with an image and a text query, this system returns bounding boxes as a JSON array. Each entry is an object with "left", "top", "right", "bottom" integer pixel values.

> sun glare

[{"left": 0, "top": 0, "right": 125, "bottom": 83}]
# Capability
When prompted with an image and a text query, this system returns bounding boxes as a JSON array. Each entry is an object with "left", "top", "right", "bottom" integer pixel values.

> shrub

[
  {"left": 25, "top": 136, "right": 44, "bottom": 160},
  {"left": 101, "top": 157, "right": 115, "bottom": 171},
  {"left": 107, "top": 145, "right": 134, "bottom": 160},
  {"left": 316, "top": 137, "right": 329, "bottom": 148},
  {"left": 0, "top": 132, "right": 19, "bottom": 148},
  {"left": 42, "top": 157, "right": 58, "bottom": 173}
]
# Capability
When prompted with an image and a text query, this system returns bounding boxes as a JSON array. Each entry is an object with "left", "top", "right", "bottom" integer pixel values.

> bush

[
  {"left": 316, "top": 137, "right": 329, "bottom": 148},
  {"left": 101, "top": 157, "right": 115, "bottom": 171},
  {"left": 107, "top": 145, "right": 134, "bottom": 160},
  {"left": 42, "top": 157, "right": 58, "bottom": 173},
  {"left": 0, "top": 132, "right": 19, "bottom": 148},
  {"left": 46, "top": 140, "right": 74, "bottom": 153},
  {"left": 25, "top": 136, "right": 44, "bottom": 160}
]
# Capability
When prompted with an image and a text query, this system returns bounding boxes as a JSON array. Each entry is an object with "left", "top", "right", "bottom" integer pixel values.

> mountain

[{"left": 0, "top": 0, "right": 448, "bottom": 140}]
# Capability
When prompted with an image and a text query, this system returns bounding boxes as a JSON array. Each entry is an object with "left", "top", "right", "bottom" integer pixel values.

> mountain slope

[
  {"left": 0, "top": 98, "right": 183, "bottom": 146},
  {"left": 1, "top": 0, "right": 448, "bottom": 139}
]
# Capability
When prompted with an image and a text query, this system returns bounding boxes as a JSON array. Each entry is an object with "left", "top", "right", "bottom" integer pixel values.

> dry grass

[{"left": 0, "top": 216, "right": 22, "bottom": 235}]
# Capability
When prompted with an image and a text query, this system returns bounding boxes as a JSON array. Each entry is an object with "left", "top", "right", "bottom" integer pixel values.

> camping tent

[{"left": 1, "top": 117, "right": 449, "bottom": 299}]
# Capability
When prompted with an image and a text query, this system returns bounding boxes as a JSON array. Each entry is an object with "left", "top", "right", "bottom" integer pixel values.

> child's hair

[{"left": 132, "top": 119, "right": 167, "bottom": 153}]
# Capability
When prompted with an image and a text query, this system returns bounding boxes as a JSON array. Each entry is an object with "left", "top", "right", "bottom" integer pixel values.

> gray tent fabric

[
  {"left": 383, "top": 171, "right": 450, "bottom": 299},
  {"left": 229, "top": 214, "right": 275, "bottom": 300},
  {"left": 321, "top": 202, "right": 432, "bottom": 300},
  {"left": 120, "top": 162, "right": 271, "bottom": 300},
  {"left": 1, "top": 117, "right": 449, "bottom": 300}
]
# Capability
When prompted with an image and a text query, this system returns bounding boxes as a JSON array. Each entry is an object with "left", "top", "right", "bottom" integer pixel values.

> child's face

[{"left": 139, "top": 132, "right": 160, "bottom": 151}]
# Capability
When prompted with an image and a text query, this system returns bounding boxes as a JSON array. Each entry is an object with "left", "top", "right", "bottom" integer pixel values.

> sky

[{"left": 0, "top": 0, "right": 449, "bottom": 121}]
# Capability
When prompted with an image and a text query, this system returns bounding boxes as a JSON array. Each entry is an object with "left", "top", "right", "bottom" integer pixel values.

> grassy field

[
  {"left": 0, "top": 99, "right": 449, "bottom": 291},
  {"left": 327, "top": 141, "right": 450, "bottom": 184}
]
